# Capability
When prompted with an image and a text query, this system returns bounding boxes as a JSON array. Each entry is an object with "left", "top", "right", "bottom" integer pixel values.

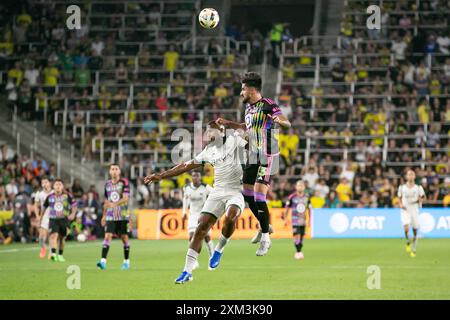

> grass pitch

[{"left": 1, "top": 238, "right": 449, "bottom": 300}]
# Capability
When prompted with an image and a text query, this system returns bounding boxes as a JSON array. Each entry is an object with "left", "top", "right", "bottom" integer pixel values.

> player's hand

[
  {"left": 215, "top": 118, "right": 230, "bottom": 127},
  {"left": 144, "top": 174, "right": 161, "bottom": 185},
  {"left": 101, "top": 216, "right": 106, "bottom": 227},
  {"left": 104, "top": 200, "right": 115, "bottom": 209}
]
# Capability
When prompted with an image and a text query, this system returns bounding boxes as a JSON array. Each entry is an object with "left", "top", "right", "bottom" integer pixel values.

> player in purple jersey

[
  {"left": 97, "top": 164, "right": 131, "bottom": 270},
  {"left": 43, "top": 179, "right": 77, "bottom": 262},
  {"left": 216, "top": 72, "right": 291, "bottom": 256},
  {"left": 282, "top": 180, "right": 311, "bottom": 260}
]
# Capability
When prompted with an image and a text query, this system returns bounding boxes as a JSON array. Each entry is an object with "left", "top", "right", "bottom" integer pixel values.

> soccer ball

[
  {"left": 198, "top": 8, "right": 220, "bottom": 29},
  {"left": 77, "top": 233, "right": 87, "bottom": 242}
]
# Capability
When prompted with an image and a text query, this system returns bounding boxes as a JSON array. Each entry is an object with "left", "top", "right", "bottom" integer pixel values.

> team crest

[
  {"left": 54, "top": 202, "right": 64, "bottom": 211},
  {"left": 296, "top": 203, "right": 306, "bottom": 213},
  {"left": 110, "top": 191, "right": 120, "bottom": 202}
]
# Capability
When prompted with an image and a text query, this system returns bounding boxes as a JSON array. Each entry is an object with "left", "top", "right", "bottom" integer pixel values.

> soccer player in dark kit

[
  {"left": 282, "top": 180, "right": 311, "bottom": 260},
  {"left": 97, "top": 164, "right": 131, "bottom": 270},
  {"left": 43, "top": 179, "right": 77, "bottom": 262},
  {"left": 216, "top": 72, "right": 291, "bottom": 256}
]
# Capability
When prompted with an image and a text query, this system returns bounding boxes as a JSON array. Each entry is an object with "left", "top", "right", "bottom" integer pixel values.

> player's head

[
  {"left": 406, "top": 169, "right": 416, "bottom": 183},
  {"left": 205, "top": 120, "right": 225, "bottom": 144},
  {"left": 110, "top": 163, "right": 121, "bottom": 179},
  {"left": 241, "top": 72, "right": 262, "bottom": 104},
  {"left": 296, "top": 180, "right": 305, "bottom": 193},
  {"left": 41, "top": 177, "right": 51, "bottom": 190},
  {"left": 53, "top": 179, "right": 64, "bottom": 194},
  {"left": 191, "top": 170, "right": 202, "bottom": 185}
]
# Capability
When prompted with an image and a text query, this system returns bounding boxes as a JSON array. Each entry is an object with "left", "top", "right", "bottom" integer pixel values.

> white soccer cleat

[
  {"left": 295, "top": 252, "right": 304, "bottom": 260},
  {"left": 256, "top": 240, "right": 272, "bottom": 256},
  {"left": 193, "top": 260, "right": 200, "bottom": 270},
  {"left": 251, "top": 225, "right": 274, "bottom": 244}
]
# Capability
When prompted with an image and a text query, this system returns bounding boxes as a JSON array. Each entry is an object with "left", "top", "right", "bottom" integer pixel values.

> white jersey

[
  {"left": 183, "top": 183, "right": 212, "bottom": 215},
  {"left": 193, "top": 133, "right": 247, "bottom": 190},
  {"left": 398, "top": 184, "right": 425, "bottom": 213},
  {"left": 34, "top": 189, "right": 54, "bottom": 212}
]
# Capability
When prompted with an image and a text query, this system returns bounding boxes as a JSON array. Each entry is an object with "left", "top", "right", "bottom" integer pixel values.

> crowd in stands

[{"left": 0, "top": 144, "right": 104, "bottom": 244}]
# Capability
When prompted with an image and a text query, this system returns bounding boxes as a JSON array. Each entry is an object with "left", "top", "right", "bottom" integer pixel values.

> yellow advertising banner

[{"left": 136, "top": 208, "right": 311, "bottom": 240}]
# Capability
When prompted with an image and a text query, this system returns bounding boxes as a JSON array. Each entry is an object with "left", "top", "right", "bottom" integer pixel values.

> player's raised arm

[
  {"left": 144, "top": 161, "right": 202, "bottom": 184},
  {"left": 215, "top": 117, "right": 246, "bottom": 130}
]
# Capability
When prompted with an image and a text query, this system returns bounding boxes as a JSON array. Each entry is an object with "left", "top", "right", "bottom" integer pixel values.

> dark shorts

[
  {"left": 49, "top": 218, "right": 69, "bottom": 236},
  {"left": 105, "top": 220, "right": 129, "bottom": 235},
  {"left": 293, "top": 225, "right": 306, "bottom": 236},
  {"left": 242, "top": 156, "right": 276, "bottom": 186}
]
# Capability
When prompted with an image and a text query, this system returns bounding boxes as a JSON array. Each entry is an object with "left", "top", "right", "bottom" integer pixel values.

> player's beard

[{"left": 242, "top": 95, "right": 250, "bottom": 104}]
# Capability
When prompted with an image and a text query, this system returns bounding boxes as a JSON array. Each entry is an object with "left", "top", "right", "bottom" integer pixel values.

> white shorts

[
  {"left": 201, "top": 188, "right": 245, "bottom": 219},
  {"left": 188, "top": 211, "right": 211, "bottom": 236},
  {"left": 401, "top": 209, "right": 420, "bottom": 229},
  {"left": 40, "top": 211, "right": 50, "bottom": 230}
]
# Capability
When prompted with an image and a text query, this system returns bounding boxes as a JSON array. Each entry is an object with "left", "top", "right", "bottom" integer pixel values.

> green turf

[{"left": 0, "top": 238, "right": 449, "bottom": 300}]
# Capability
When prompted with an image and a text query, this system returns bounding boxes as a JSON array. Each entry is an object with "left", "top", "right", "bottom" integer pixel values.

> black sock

[
  {"left": 244, "top": 195, "right": 260, "bottom": 221},
  {"left": 255, "top": 201, "right": 270, "bottom": 233},
  {"left": 51, "top": 248, "right": 56, "bottom": 255},
  {"left": 124, "top": 245, "right": 130, "bottom": 260},
  {"left": 295, "top": 242, "right": 303, "bottom": 252},
  {"left": 59, "top": 249, "right": 63, "bottom": 255},
  {"left": 102, "top": 244, "right": 110, "bottom": 259}
]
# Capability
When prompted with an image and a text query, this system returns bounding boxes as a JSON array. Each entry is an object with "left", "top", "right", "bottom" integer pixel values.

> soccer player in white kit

[
  {"left": 182, "top": 170, "right": 214, "bottom": 270},
  {"left": 34, "top": 177, "right": 53, "bottom": 259},
  {"left": 144, "top": 121, "right": 247, "bottom": 284},
  {"left": 398, "top": 170, "right": 426, "bottom": 258}
]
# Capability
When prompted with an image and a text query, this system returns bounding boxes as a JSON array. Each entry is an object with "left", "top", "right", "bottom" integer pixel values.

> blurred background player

[
  {"left": 43, "top": 179, "right": 77, "bottom": 262},
  {"left": 216, "top": 72, "right": 291, "bottom": 256},
  {"left": 145, "top": 122, "right": 247, "bottom": 284},
  {"left": 398, "top": 170, "right": 426, "bottom": 258},
  {"left": 182, "top": 170, "right": 214, "bottom": 269},
  {"left": 97, "top": 164, "right": 131, "bottom": 270},
  {"left": 34, "top": 177, "right": 53, "bottom": 259},
  {"left": 282, "top": 180, "right": 311, "bottom": 260}
]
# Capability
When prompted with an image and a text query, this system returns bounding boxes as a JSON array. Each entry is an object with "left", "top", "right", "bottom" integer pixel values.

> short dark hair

[
  {"left": 54, "top": 178, "right": 63, "bottom": 184},
  {"left": 110, "top": 163, "right": 120, "bottom": 168},
  {"left": 241, "top": 72, "right": 262, "bottom": 91},
  {"left": 191, "top": 170, "right": 202, "bottom": 176}
]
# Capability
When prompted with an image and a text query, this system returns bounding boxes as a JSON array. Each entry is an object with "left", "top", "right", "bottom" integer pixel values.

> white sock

[
  {"left": 261, "top": 232, "right": 270, "bottom": 241},
  {"left": 101, "top": 258, "right": 106, "bottom": 264},
  {"left": 206, "top": 240, "right": 214, "bottom": 257},
  {"left": 184, "top": 248, "right": 199, "bottom": 273},
  {"left": 215, "top": 234, "right": 230, "bottom": 253},
  {"left": 412, "top": 238, "right": 418, "bottom": 252},
  {"left": 124, "top": 259, "right": 130, "bottom": 264}
]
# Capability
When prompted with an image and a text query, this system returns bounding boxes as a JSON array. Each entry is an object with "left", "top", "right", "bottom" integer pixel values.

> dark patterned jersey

[
  {"left": 43, "top": 192, "right": 77, "bottom": 219},
  {"left": 104, "top": 178, "right": 130, "bottom": 221},
  {"left": 286, "top": 192, "right": 310, "bottom": 226},
  {"left": 244, "top": 97, "right": 282, "bottom": 156}
]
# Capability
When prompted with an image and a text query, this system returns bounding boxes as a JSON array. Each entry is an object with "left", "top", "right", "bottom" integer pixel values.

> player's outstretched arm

[
  {"left": 144, "top": 161, "right": 202, "bottom": 184},
  {"left": 215, "top": 117, "right": 246, "bottom": 130}
]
